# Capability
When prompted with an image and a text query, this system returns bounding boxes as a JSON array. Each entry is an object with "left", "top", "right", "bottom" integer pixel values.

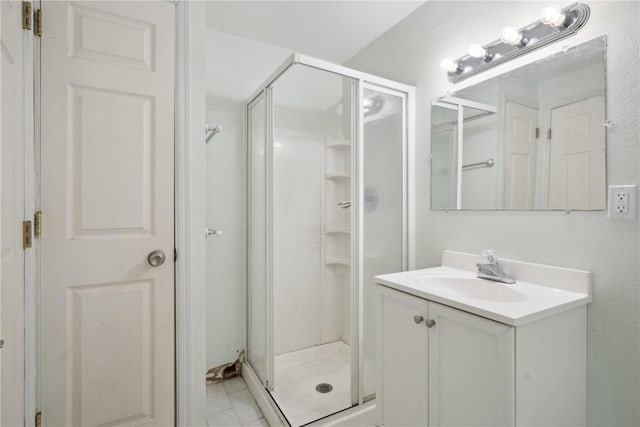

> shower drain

[{"left": 315, "top": 383, "right": 333, "bottom": 394}]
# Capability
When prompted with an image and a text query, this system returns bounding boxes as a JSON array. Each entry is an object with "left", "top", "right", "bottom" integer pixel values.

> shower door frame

[
  {"left": 359, "top": 81, "right": 413, "bottom": 402},
  {"left": 246, "top": 90, "right": 275, "bottom": 390},
  {"left": 245, "top": 53, "right": 415, "bottom": 421}
]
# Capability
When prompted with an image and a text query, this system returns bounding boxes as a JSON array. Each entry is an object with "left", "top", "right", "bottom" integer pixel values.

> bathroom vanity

[{"left": 375, "top": 251, "right": 591, "bottom": 427}]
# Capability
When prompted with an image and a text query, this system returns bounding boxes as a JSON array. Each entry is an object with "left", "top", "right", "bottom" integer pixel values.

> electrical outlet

[
  {"left": 615, "top": 191, "right": 628, "bottom": 214},
  {"left": 608, "top": 185, "right": 637, "bottom": 220}
]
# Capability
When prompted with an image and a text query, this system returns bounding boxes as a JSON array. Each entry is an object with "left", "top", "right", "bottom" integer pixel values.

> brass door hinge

[
  {"left": 34, "top": 8, "right": 42, "bottom": 37},
  {"left": 535, "top": 127, "right": 540, "bottom": 139},
  {"left": 35, "top": 411, "right": 42, "bottom": 427},
  {"left": 23, "top": 220, "right": 32, "bottom": 249},
  {"left": 34, "top": 210, "right": 42, "bottom": 237},
  {"left": 547, "top": 128, "right": 552, "bottom": 140},
  {"left": 22, "top": 2, "right": 32, "bottom": 30}
]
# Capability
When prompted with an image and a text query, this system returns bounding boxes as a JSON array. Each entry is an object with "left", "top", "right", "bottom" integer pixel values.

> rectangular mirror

[{"left": 431, "top": 37, "right": 606, "bottom": 210}]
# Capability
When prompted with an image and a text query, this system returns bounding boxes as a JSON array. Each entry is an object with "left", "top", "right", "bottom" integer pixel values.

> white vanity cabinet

[
  {"left": 376, "top": 258, "right": 589, "bottom": 427},
  {"left": 376, "top": 284, "right": 587, "bottom": 427},
  {"left": 377, "top": 286, "right": 514, "bottom": 427}
]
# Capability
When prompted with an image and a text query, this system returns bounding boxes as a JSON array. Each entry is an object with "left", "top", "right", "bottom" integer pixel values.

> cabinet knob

[
  {"left": 413, "top": 315, "right": 424, "bottom": 324},
  {"left": 425, "top": 319, "right": 436, "bottom": 328}
]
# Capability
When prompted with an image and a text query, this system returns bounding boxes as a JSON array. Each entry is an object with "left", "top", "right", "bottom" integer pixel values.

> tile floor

[
  {"left": 206, "top": 376, "right": 268, "bottom": 427},
  {"left": 271, "top": 341, "right": 351, "bottom": 427}
]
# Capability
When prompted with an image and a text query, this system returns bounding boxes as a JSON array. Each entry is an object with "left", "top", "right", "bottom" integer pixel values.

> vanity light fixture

[
  {"left": 541, "top": 6, "right": 570, "bottom": 28},
  {"left": 467, "top": 44, "right": 494, "bottom": 61},
  {"left": 440, "top": 58, "right": 461, "bottom": 73},
  {"left": 500, "top": 27, "right": 527, "bottom": 46},
  {"left": 442, "top": 2, "right": 590, "bottom": 83}
]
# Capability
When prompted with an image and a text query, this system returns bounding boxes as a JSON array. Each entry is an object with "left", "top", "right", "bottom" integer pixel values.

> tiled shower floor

[{"left": 271, "top": 341, "right": 351, "bottom": 427}]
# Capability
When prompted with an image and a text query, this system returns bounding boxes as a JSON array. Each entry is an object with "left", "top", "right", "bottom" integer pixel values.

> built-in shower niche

[
  {"left": 323, "top": 133, "right": 352, "bottom": 347},
  {"left": 324, "top": 137, "right": 351, "bottom": 266}
]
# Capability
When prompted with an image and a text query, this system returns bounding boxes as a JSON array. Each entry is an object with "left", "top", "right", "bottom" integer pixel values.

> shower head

[{"left": 205, "top": 123, "right": 223, "bottom": 143}]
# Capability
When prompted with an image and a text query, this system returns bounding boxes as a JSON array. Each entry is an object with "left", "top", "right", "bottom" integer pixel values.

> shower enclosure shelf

[
  {"left": 325, "top": 226, "right": 351, "bottom": 235},
  {"left": 325, "top": 173, "right": 351, "bottom": 180},
  {"left": 326, "top": 140, "right": 351, "bottom": 149},
  {"left": 325, "top": 257, "right": 351, "bottom": 266}
]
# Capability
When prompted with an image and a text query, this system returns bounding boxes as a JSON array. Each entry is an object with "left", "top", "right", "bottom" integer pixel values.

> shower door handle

[{"left": 338, "top": 201, "right": 351, "bottom": 209}]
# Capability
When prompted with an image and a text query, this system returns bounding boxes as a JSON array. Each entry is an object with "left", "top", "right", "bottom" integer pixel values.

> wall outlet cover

[{"left": 608, "top": 185, "right": 637, "bottom": 220}]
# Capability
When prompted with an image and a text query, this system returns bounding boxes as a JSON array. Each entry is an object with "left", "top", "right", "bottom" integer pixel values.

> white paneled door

[
  {"left": 1, "top": 0, "right": 26, "bottom": 425},
  {"left": 41, "top": 2, "right": 176, "bottom": 426},
  {"left": 548, "top": 96, "right": 606, "bottom": 210},
  {"left": 503, "top": 102, "right": 538, "bottom": 210}
]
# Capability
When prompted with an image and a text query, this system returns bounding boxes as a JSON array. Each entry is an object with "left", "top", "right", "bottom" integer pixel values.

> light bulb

[
  {"left": 440, "top": 58, "right": 460, "bottom": 73},
  {"left": 468, "top": 44, "right": 488, "bottom": 59},
  {"left": 501, "top": 27, "right": 524, "bottom": 46},
  {"left": 541, "top": 6, "right": 566, "bottom": 27}
]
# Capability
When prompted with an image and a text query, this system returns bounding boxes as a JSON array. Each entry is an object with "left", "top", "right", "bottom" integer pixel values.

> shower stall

[{"left": 245, "top": 54, "right": 414, "bottom": 426}]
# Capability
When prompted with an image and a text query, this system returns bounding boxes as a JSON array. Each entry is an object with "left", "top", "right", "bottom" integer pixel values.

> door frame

[
  {"left": 0, "top": 0, "right": 37, "bottom": 424},
  {"left": 25, "top": 1, "right": 207, "bottom": 426},
  {"left": 175, "top": 1, "right": 207, "bottom": 425},
  {"left": 24, "top": 0, "right": 38, "bottom": 423}
]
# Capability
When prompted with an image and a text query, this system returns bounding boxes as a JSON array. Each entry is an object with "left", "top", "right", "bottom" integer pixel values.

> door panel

[
  {"left": 40, "top": 2, "right": 175, "bottom": 425},
  {"left": 70, "top": 86, "right": 154, "bottom": 237},
  {"left": 377, "top": 286, "right": 429, "bottom": 426},
  {"left": 362, "top": 86, "right": 406, "bottom": 399},
  {"left": 1, "top": 0, "right": 25, "bottom": 425},
  {"left": 548, "top": 96, "right": 605, "bottom": 210},
  {"left": 247, "top": 94, "right": 270, "bottom": 386},
  {"left": 504, "top": 102, "right": 538, "bottom": 209},
  {"left": 428, "top": 302, "right": 514, "bottom": 427}
]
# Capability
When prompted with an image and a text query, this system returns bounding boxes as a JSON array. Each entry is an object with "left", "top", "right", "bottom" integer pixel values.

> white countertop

[{"left": 374, "top": 251, "right": 592, "bottom": 326}]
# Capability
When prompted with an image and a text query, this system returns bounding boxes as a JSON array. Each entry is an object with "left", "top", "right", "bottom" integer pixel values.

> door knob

[
  {"left": 425, "top": 319, "right": 436, "bottom": 328},
  {"left": 147, "top": 250, "right": 166, "bottom": 267},
  {"left": 413, "top": 315, "right": 424, "bottom": 324},
  {"left": 338, "top": 201, "right": 351, "bottom": 209}
]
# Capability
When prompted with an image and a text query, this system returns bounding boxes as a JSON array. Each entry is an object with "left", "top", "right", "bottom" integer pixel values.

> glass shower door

[
  {"left": 269, "top": 64, "right": 357, "bottom": 426},
  {"left": 247, "top": 93, "right": 272, "bottom": 387},
  {"left": 361, "top": 85, "right": 407, "bottom": 400}
]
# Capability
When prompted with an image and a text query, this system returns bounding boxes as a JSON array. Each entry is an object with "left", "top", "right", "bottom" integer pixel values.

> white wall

[
  {"left": 205, "top": 29, "right": 290, "bottom": 103},
  {"left": 205, "top": 105, "right": 246, "bottom": 369},
  {"left": 538, "top": 63, "right": 605, "bottom": 107},
  {"left": 346, "top": 2, "right": 640, "bottom": 425},
  {"left": 204, "top": 29, "right": 289, "bottom": 370},
  {"left": 272, "top": 107, "right": 325, "bottom": 355}
]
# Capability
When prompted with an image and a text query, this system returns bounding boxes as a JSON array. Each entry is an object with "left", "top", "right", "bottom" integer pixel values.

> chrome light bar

[{"left": 442, "top": 3, "right": 591, "bottom": 83}]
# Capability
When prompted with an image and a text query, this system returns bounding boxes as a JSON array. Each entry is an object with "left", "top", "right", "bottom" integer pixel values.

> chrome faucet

[{"left": 476, "top": 250, "right": 515, "bottom": 284}]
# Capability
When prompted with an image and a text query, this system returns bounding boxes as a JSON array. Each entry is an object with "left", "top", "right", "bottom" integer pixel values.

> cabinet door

[
  {"left": 428, "top": 302, "right": 514, "bottom": 427},
  {"left": 377, "top": 286, "right": 429, "bottom": 426}
]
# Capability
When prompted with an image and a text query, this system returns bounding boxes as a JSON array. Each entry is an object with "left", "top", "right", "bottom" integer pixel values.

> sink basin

[
  {"left": 375, "top": 251, "right": 592, "bottom": 326},
  {"left": 417, "top": 276, "right": 526, "bottom": 302}
]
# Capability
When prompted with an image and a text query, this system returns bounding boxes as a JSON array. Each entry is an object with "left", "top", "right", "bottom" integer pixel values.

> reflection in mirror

[{"left": 431, "top": 37, "right": 606, "bottom": 211}]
